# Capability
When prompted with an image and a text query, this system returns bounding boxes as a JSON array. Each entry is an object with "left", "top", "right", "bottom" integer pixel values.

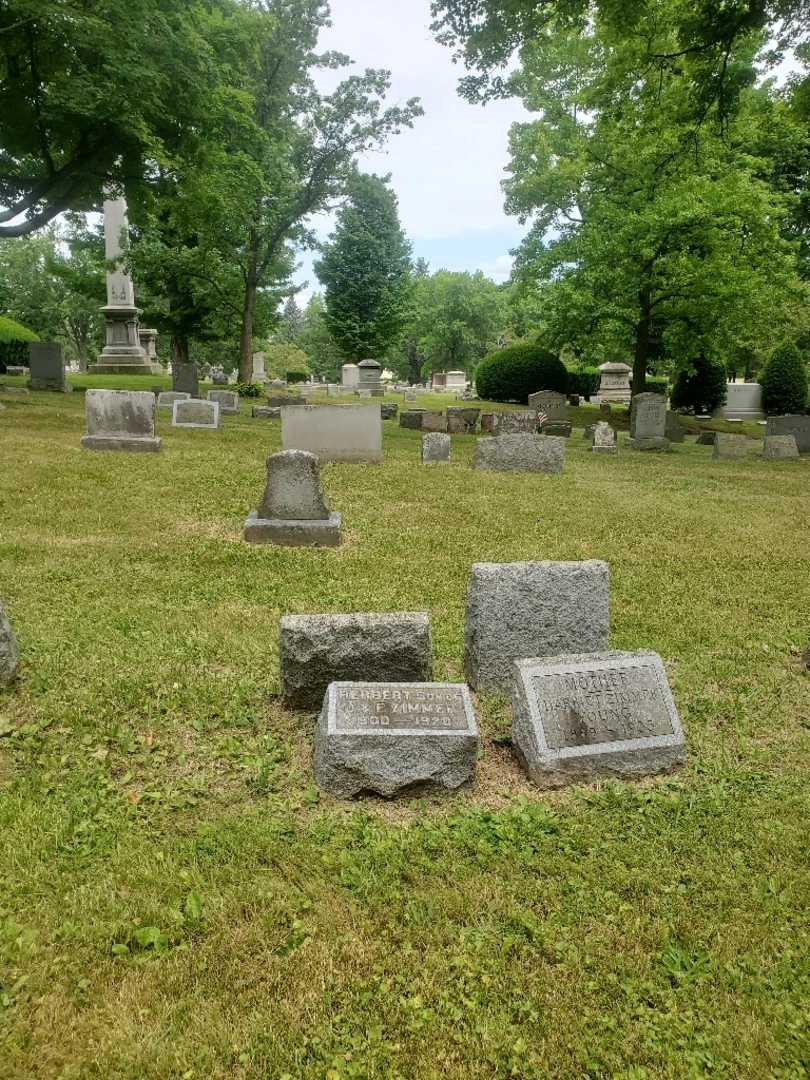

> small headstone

[
  {"left": 762, "top": 434, "right": 799, "bottom": 460},
  {"left": 172, "top": 399, "right": 221, "bottom": 429},
  {"left": 266, "top": 394, "right": 303, "bottom": 407},
  {"left": 28, "top": 343, "right": 69, "bottom": 392},
  {"left": 599, "top": 402, "right": 612, "bottom": 416},
  {"left": 252, "top": 406, "right": 281, "bottom": 420},
  {"left": 404, "top": 389, "right": 416, "bottom": 402},
  {"left": 207, "top": 390, "right": 239, "bottom": 415},
  {"left": 480, "top": 413, "right": 494, "bottom": 433},
  {"left": 399, "top": 410, "right": 425, "bottom": 430},
  {"left": 173, "top": 363, "right": 199, "bottom": 397},
  {"left": 357, "top": 388, "right": 372, "bottom": 399},
  {"left": 511, "top": 651, "right": 686, "bottom": 787},
  {"left": 244, "top": 450, "right": 341, "bottom": 547},
  {"left": 591, "top": 420, "right": 617, "bottom": 454},
  {"left": 81, "top": 389, "right": 161, "bottom": 453},
  {"left": 446, "top": 407, "right": 480, "bottom": 434},
  {"left": 528, "top": 390, "right": 567, "bottom": 421},
  {"left": 596, "top": 362, "right": 632, "bottom": 405},
  {"left": 421, "top": 411, "right": 448, "bottom": 433},
  {"left": 282, "top": 404, "right": 382, "bottom": 463},
  {"left": 695, "top": 430, "right": 716, "bottom": 445},
  {"left": 583, "top": 424, "right": 596, "bottom": 442},
  {"left": 463, "top": 560, "right": 609, "bottom": 691},
  {"left": 279, "top": 612, "right": 433, "bottom": 710},
  {"left": 766, "top": 414, "right": 810, "bottom": 454},
  {"left": 313, "top": 682, "right": 479, "bottom": 798},
  {"left": 492, "top": 411, "right": 537, "bottom": 435},
  {"left": 380, "top": 403, "right": 399, "bottom": 420},
  {"left": 0, "top": 599, "right": 20, "bottom": 686},
  {"left": 157, "top": 391, "right": 191, "bottom": 411},
  {"left": 474, "top": 433, "right": 565, "bottom": 475},
  {"left": 629, "top": 393, "right": 669, "bottom": 451},
  {"left": 713, "top": 433, "right": 749, "bottom": 461},
  {"left": 540, "top": 420, "right": 573, "bottom": 438},
  {"left": 211, "top": 367, "right": 228, "bottom": 385},
  {"left": 664, "top": 412, "right": 685, "bottom": 443},
  {"left": 422, "top": 432, "right": 450, "bottom": 464}
]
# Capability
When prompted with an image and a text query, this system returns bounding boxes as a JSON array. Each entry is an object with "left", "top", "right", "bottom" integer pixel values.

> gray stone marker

[
  {"left": 592, "top": 420, "right": 617, "bottom": 454},
  {"left": 172, "top": 398, "right": 221, "bottom": 429},
  {"left": 540, "top": 420, "right": 573, "bottom": 437},
  {"left": 695, "top": 430, "right": 716, "bottom": 446},
  {"left": 491, "top": 411, "right": 538, "bottom": 435},
  {"left": 81, "top": 389, "right": 161, "bottom": 452},
  {"left": 244, "top": 450, "right": 341, "bottom": 548},
  {"left": 422, "top": 432, "right": 450, "bottom": 464},
  {"left": 282, "top": 404, "right": 382, "bottom": 464},
  {"left": 0, "top": 599, "right": 20, "bottom": 686},
  {"left": 713, "top": 432, "right": 750, "bottom": 461},
  {"left": 28, "top": 343, "right": 69, "bottom": 392},
  {"left": 511, "top": 651, "right": 686, "bottom": 787},
  {"left": 266, "top": 394, "right": 303, "bottom": 408},
  {"left": 207, "top": 389, "right": 239, "bottom": 415},
  {"left": 421, "top": 411, "right": 448, "bottom": 433},
  {"left": 597, "top": 362, "right": 632, "bottom": 405},
  {"left": 157, "top": 390, "right": 191, "bottom": 411},
  {"left": 766, "top": 414, "right": 810, "bottom": 454},
  {"left": 583, "top": 424, "right": 596, "bottom": 443},
  {"left": 173, "top": 363, "right": 199, "bottom": 397},
  {"left": 463, "top": 560, "right": 609, "bottom": 692},
  {"left": 211, "top": 367, "right": 228, "bottom": 385},
  {"left": 279, "top": 612, "right": 433, "bottom": 710},
  {"left": 762, "top": 434, "right": 799, "bottom": 460},
  {"left": 252, "top": 406, "right": 281, "bottom": 420},
  {"left": 665, "top": 412, "right": 685, "bottom": 443},
  {"left": 399, "top": 410, "right": 425, "bottom": 430},
  {"left": 480, "top": 413, "right": 494, "bottom": 433},
  {"left": 381, "top": 403, "right": 399, "bottom": 420},
  {"left": 446, "top": 407, "right": 480, "bottom": 434},
  {"left": 313, "top": 682, "right": 479, "bottom": 798},
  {"left": 629, "top": 393, "right": 669, "bottom": 451},
  {"left": 6, "top": 366, "right": 26, "bottom": 377},
  {"left": 474, "top": 433, "right": 565, "bottom": 475},
  {"left": 528, "top": 390, "right": 567, "bottom": 420}
]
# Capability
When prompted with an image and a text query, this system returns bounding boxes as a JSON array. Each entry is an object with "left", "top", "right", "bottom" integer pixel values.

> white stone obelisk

[{"left": 90, "top": 191, "right": 160, "bottom": 375}]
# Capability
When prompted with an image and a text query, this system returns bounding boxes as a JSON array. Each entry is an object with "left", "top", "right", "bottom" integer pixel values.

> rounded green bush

[
  {"left": 0, "top": 315, "right": 39, "bottom": 373},
  {"left": 670, "top": 355, "right": 727, "bottom": 414},
  {"left": 475, "top": 343, "right": 568, "bottom": 403},
  {"left": 0, "top": 316, "right": 39, "bottom": 344},
  {"left": 761, "top": 342, "right": 808, "bottom": 416}
]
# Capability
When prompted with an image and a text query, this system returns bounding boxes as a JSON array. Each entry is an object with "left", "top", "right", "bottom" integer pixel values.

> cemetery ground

[{"left": 1, "top": 383, "right": 808, "bottom": 1079}]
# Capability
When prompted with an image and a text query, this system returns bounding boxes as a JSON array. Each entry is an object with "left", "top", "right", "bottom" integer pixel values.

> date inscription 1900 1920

[{"left": 335, "top": 685, "right": 471, "bottom": 731}]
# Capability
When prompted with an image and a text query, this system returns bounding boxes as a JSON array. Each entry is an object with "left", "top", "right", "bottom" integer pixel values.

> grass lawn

[{"left": 1, "top": 383, "right": 808, "bottom": 1079}]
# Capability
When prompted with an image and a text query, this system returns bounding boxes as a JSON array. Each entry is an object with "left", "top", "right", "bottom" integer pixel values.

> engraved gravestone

[
  {"left": 313, "top": 682, "right": 479, "bottom": 797},
  {"left": 28, "top": 343, "right": 69, "bottom": 392},
  {"left": 528, "top": 391, "right": 567, "bottom": 420},
  {"left": 422, "top": 432, "right": 450, "bottom": 464},
  {"left": 157, "top": 391, "right": 190, "bottom": 411},
  {"left": 713, "top": 432, "right": 749, "bottom": 461},
  {"left": 629, "top": 393, "right": 669, "bottom": 451},
  {"left": 591, "top": 420, "right": 617, "bottom": 454},
  {"left": 421, "top": 411, "right": 448, "bottom": 433},
  {"left": 597, "top": 363, "right": 632, "bottom": 404},
  {"left": 81, "top": 389, "right": 161, "bottom": 453},
  {"left": 207, "top": 389, "right": 239, "bottom": 415},
  {"left": 766, "top": 414, "right": 810, "bottom": 454},
  {"left": 511, "top": 651, "right": 686, "bottom": 787},
  {"left": 762, "top": 434, "right": 799, "bottom": 460},
  {"left": 172, "top": 399, "right": 221, "bottom": 429},
  {"left": 491, "top": 411, "right": 538, "bottom": 435},
  {"left": 173, "top": 363, "right": 199, "bottom": 397},
  {"left": 474, "top": 433, "right": 565, "bottom": 475}
]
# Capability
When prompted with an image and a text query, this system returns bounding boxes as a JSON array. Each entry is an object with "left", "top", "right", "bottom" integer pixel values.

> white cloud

[{"left": 476, "top": 253, "right": 515, "bottom": 283}]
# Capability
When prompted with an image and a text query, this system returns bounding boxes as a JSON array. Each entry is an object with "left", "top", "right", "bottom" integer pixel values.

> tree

[
  {"left": 293, "top": 294, "right": 344, "bottom": 381},
  {"left": 761, "top": 342, "right": 809, "bottom": 414},
  {"left": 670, "top": 354, "right": 728, "bottom": 414},
  {"left": 276, "top": 297, "right": 304, "bottom": 343},
  {"left": 315, "top": 173, "right": 412, "bottom": 360}
]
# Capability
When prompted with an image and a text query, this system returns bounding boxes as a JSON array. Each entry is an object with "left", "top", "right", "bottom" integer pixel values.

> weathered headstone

[
  {"left": 599, "top": 402, "right": 612, "bottom": 416},
  {"left": 528, "top": 390, "right": 567, "bottom": 420},
  {"left": 491, "top": 411, "right": 537, "bottom": 435},
  {"left": 357, "top": 358, "right": 382, "bottom": 393},
  {"left": 5, "top": 366, "right": 26, "bottom": 377},
  {"left": 592, "top": 420, "right": 617, "bottom": 454},
  {"left": 207, "top": 389, "right": 239, "bottom": 416},
  {"left": 446, "top": 407, "right": 480, "bottom": 434},
  {"left": 721, "top": 383, "right": 764, "bottom": 421},
  {"left": 252, "top": 406, "right": 281, "bottom": 420},
  {"left": 762, "top": 434, "right": 799, "bottom": 460},
  {"left": 583, "top": 424, "right": 596, "bottom": 443},
  {"left": 511, "top": 651, "right": 686, "bottom": 787},
  {"left": 404, "top": 388, "right": 416, "bottom": 402},
  {"left": 695, "top": 430, "right": 716, "bottom": 445},
  {"left": 421, "top": 411, "right": 448, "bottom": 433},
  {"left": 282, "top": 404, "right": 382, "bottom": 464},
  {"left": 342, "top": 363, "right": 360, "bottom": 388},
  {"left": 172, "top": 399, "right": 221, "bottom": 429},
  {"left": 713, "top": 432, "right": 749, "bottom": 461},
  {"left": 597, "top": 362, "right": 632, "bottom": 404},
  {"left": 474, "top": 433, "right": 565, "bottom": 475},
  {"left": 279, "top": 612, "right": 433, "bottom": 710},
  {"left": 266, "top": 393, "right": 303, "bottom": 407},
  {"left": 629, "top": 393, "right": 669, "bottom": 451},
  {"left": 81, "top": 389, "right": 161, "bottom": 452},
  {"left": 313, "top": 682, "right": 478, "bottom": 798},
  {"left": 766, "top": 415, "right": 810, "bottom": 455},
  {"left": 540, "top": 420, "right": 573, "bottom": 438},
  {"left": 399, "top": 410, "right": 425, "bottom": 430},
  {"left": 157, "top": 391, "right": 191, "bottom": 411},
  {"left": 664, "top": 412, "right": 685, "bottom": 443},
  {"left": 211, "top": 367, "right": 228, "bottom": 385},
  {"left": 244, "top": 450, "right": 341, "bottom": 547},
  {"left": 28, "top": 343, "right": 70, "bottom": 392},
  {"left": 480, "top": 413, "right": 494, "bottom": 433},
  {"left": 173, "top": 363, "right": 199, "bottom": 397},
  {"left": 0, "top": 599, "right": 20, "bottom": 686},
  {"left": 463, "top": 560, "right": 609, "bottom": 691},
  {"left": 381, "top": 403, "right": 399, "bottom": 420},
  {"left": 422, "top": 432, "right": 450, "bottom": 465}
]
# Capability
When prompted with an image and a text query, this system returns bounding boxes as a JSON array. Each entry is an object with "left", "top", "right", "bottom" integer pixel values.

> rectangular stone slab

[
  {"left": 511, "top": 651, "right": 686, "bottom": 788},
  {"left": 172, "top": 399, "right": 221, "bottom": 428},
  {"left": 243, "top": 511, "right": 341, "bottom": 548},
  {"left": 282, "top": 404, "right": 382, "bottom": 463},
  {"left": 314, "top": 682, "right": 479, "bottom": 798},
  {"left": 766, "top": 414, "right": 810, "bottom": 454}
]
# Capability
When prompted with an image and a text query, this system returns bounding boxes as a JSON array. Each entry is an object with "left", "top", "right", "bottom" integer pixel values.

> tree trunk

[
  {"left": 632, "top": 286, "right": 652, "bottom": 397},
  {"left": 171, "top": 336, "right": 189, "bottom": 365},
  {"left": 406, "top": 339, "right": 421, "bottom": 384},
  {"left": 239, "top": 278, "right": 257, "bottom": 384}
]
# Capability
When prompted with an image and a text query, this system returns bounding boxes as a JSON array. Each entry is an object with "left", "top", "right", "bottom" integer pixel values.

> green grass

[{"left": 0, "top": 385, "right": 808, "bottom": 1079}]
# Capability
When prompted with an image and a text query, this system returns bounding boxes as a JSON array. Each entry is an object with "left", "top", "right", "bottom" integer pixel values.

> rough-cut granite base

[
  {"left": 627, "top": 436, "right": 670, "bottom": 451},
  {"left": 80, "top": 435, "right": 162, "bottom": 453},
  {"left": 0, "top": 599, "right": 20, "bottom": 685},
  {"left": 243, "top": 510, "right": 341, "bottom": 547}
]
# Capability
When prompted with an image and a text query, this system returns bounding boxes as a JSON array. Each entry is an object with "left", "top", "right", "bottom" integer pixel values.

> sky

[{"left": 293, "top": 0, "right": 530, "bottom": 299}]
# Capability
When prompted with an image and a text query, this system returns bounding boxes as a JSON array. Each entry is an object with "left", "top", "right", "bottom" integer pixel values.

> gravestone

[
  {"left": 342, "top": 363, "right": 360, "bottom": 388},
  {"left": 6, "top": 366, "right": 26, "bottom": 377},
  {"left": 357, "top": 358, "right": 382, "bottom": 393},
  {"left": 404, "top": 388, "right": 416, "bottom": 402},
  {"left": 244, "top": 450, "right": 341, "bottom": 548},
  {"left": 399, "top": 410, "right": 425, "bottom": 430},
  {"left": 381, "top": 403, "right": 399, "bottom": 420},
  {"left": 540, "top": 420, "right": 573, "bottom": 437},
  {"left": 279, "top": 612, "right": 433, "bottom": 710},
  {"left": 766, "top": 415, "right": 810, "bottom": 455},
  {"left": 211, "top": 367, "right": 228, "bottom": 385},
  {"left": 629, "top": 393, "right": 669, "bottom": 451},
  {"left": 713, "top": 433, "right": 749, "bottom": 461},
  {"left": 172, "top": 399, "right": 220, "bottom": 429},
  {"left": 422, "top": 411, "right": 448, "bottom": 433},
  {"left": 583, "top": 424, "right": 596, "bottom": 443},
  {"left": 173, "top": 363, "right": 199, "bottom": 397},
  {"left": 721, "top": 383, "right": 764, "bottom": 421},
  {"left": 282, "top": 404, "right": 382, "bottom": 463},
  {"left": 592, "top": 420, "right": 617, "bottom": 454},
  {"left": 511, "top": 651, "right": 686, "bottom": 787},
  {"left": 81, "top": 389, "right": 161, "bottom": 452},
  {"left": 474, "top": 433, "right": 565, "bottom": 475},
  {"left": 463, "top": 560, "right": 609, "bottom": 691},
  {"left": 664, "top": 412, "right": 685, "bottom": 443},
  {"left": 762, "top": 434, "right": 799, "bottom": 460},
  {"left": 266, "top": 393, "right": 303, "bottom": 407},
  {"left": 491, "top": 411, "right": 537, "bottom": 435},
  {"left": 599, "top": 402, "right": 612, "bottom": 417},
  {"left": 480, "top": 413, "right": 494, "bottom": 433},
  {"left": 207, "top": 390, "right": 239, "bottom": 415},
  {"left": 357, "top": 389, "right": 372, "bottom": 399},
  {"left": 0, "top": 599, "right": 20, "bottom": 685},
  {"left": 695, "top": 430, "right": 716, "bottom": 445},
  {"left": 157, "top": 391, "right": 191, "bottom": 411},
  {"left": 252, "top": 406, "right": 281, "bottom": 420},
  {"left": 528, "top": 390, "right": 567, "bottom": 421},
  {"left": 446, "top": 407, "right": 480, "bottom": 434},
  {"left": 597, "top": 362, "right": 632, "bottom": 404},
  {"left": 422, "top": 432, "right": 450, "bottom": 465},
  {"left": 28, "top": 343, "right": 69, "bottom": 392},
  {"left": 313, "top": 682, "right": 479, "bottom": 798}
]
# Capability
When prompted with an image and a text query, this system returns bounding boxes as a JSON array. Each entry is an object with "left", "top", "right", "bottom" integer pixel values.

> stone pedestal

[
  {"left": 80, "top": 389, "right": 161, "bottom": 452},
  {"left": 244, "top": 449, "right": 342, "bottom": 547},
  {"left": 597, "top": 362, "right": 632, "bottom": 404},
  {"left": 357, "top": 358, "right": 382, "bottom": 393}
]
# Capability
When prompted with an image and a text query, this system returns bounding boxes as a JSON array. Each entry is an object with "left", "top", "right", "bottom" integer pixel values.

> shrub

[
  {"left": 475, "top": 343, "right": 568, "bottom": 403},
  {"left": 286, "top": 370, "right": 308, "bottom": 384},
  {"left": 645, "top": 376, "right": 670, "bottom": 399},
  {"left": 566, "top": 367, "right": 601, "bottom": 400},
  {"left": 670, "top": 356, "right": 726, "bottom": 414},
  {"left": 0, "top": 316, "right": 39, "bottom": 373},
  {"left": 234, "top": 382, "right": 263, "bottom": 398},
  {"left": 761, "top": 342, "right": 808, "bottom": 415}
]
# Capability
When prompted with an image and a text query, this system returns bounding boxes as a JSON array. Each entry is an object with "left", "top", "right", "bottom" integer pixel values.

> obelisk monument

[{"left": 90, "top": 192, "right": 160, "bottom": 375}]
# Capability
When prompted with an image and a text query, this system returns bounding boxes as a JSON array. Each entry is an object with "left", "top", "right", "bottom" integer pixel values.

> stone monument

[
  {"left": 251, "top": 352, "right": 269, "bottom": 384},
  {"left": 712, "top": 433, "right": 750, "bottom": 461},
  {"left": 207, "top": 390, "right": 239, "bottom": 415},
  {"left": 422, "top": 432, "right": 450, "bottom": 464},
  {"left": 720, "top": 383, "right": 764, "bottom": 421},
  {"left": 591, "top": 420, "right": 617, "bottom": 454},
  {"left": 357, "top": 358, "right": 383, "bottom": 394},
  {"left": 597, "top": 363, "right": 632, "bottom": 404},
  {"left": 28, "top": 343, "right": 70, "bottom": 392},
  {"left": 762, "top": 435, "right": 799, "bottom": 460},
  {"left": 80, "top": 389, "right": 161, "bottom": 452},
  {"left": 511, "top": 651, "right": 686, "bottom": 787},
  {"left": 766, "top": 415, "right": 810, "bottom": 455},
  {"left": 313, "top": 682, "right": 479, "bottom": 798},
  {"left": 341, "top": 363, "right": 360, "bottom": 388},
  {"left": 243, "top": 450, "right": 341, "bottom": 547},
  {"left": 172, "top": 399, "right": 221, "bottom": 429},
  {"left": 491, "top": 412, "right": 538, "bottom": 435},
  {"left": 173, "top": 363, "right": 199, "bottom": 397},
  {"left": 629, "top": 393, "right": 669, "bottom": 451},
  {"left": 474, "top": 433, "right": 566, "bottom": 474}
]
